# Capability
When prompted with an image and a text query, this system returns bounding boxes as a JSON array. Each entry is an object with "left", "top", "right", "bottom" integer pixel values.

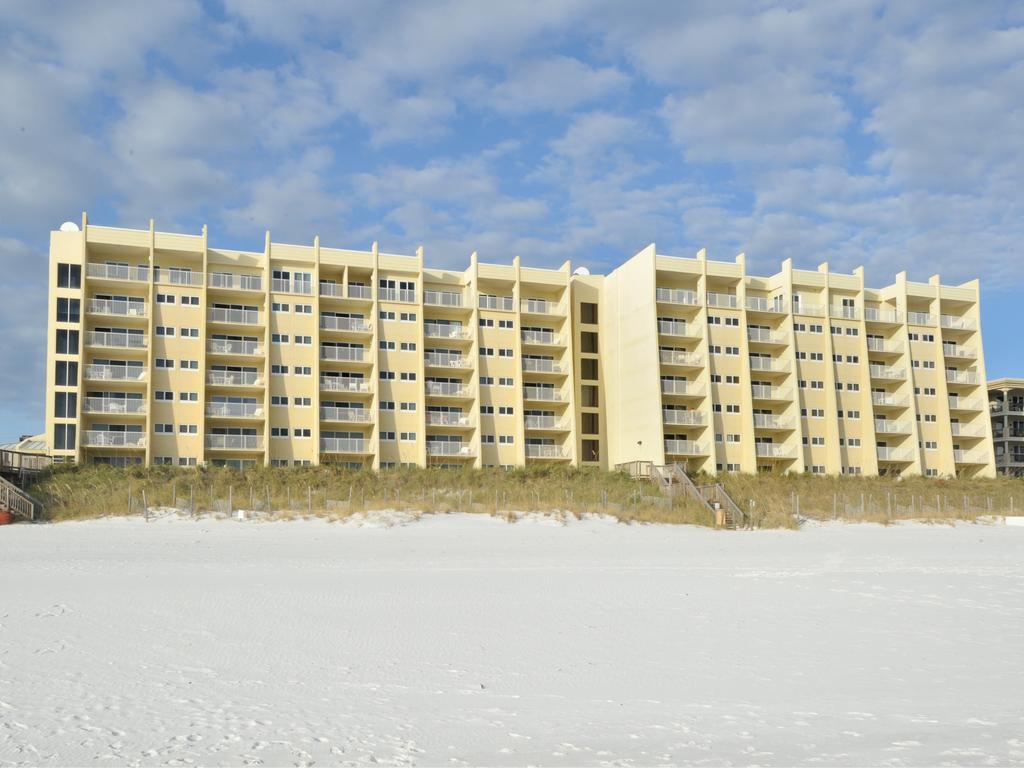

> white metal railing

[
  {"left": 207, "top": 370, "right": 262, "bottom": 387},
  {"left": 946, "top": 369, "right": 979, "bottom": 385},
  {"left": 663, "top": 409, "right": 705, "bottom": 426},
  {"left": 521, "top": 330, "right": 562, "bottom": 345},
  {"left": 524, "top": 415, "right": 567, "bottom": 430},
  {"left": 940, "top": 314, "right": 976, "bottom": 331},
  {"left": 85, "top": 364, "right": 146, "bottom": 382},
  {"left": 950, "top": 423, "right": 985, "bottom": 438},
  {"left": 866, "top": 338, "right": 902, "bottom": 354},
  {"left": 425, "top": 352, "right": 471, "bottom": 368},
  {"left": 872, "top": 392, "right": 908, "bottom": 407},
  {"left": 87, "top": 263, "right": 149, "bottom": 282},
  {"left": 869, "top": 365, "right": 905, "bottom": 380},
  {"left": 659, "top": 350, "right": 703, "bottom": 367},
  {"left": 523, "top": 387, "right": 565, "bottom": 402},
  {"left": 87, "top": 298, "right": 147, "bottom": 317},
  {"left": 877, "top": 447, "right": 913, "bottom": 461},
  {"left": 522, "top": 358, "right": 564, "bottom": 374},
  {"left": 424, "top": 323, "right": 472, "bottom": 340},
  {"left": 656, "top": 287, "right": 699, "bottom": 306},
  {"left": 525, "top": 444, "right": 567, "bottom": 458},
  {"left": 427, "top": 442, "right": 474, "bottom": 456},
  {"left": 865, "top": 307, "right": 903, "bottom": 323},
  {"left": 830, "top": 305, "right": 859, "bottom": 320},
  {"left": 207, "top": 339, "right": 262, "bottom": 356},
  {"left": 320, "top": 315, "right": 371, "bottom": 333},
  {"left": 271, "top": 278, "right": 313, "bottom": 295},
  {"left": 751, "top": 385, "right": 790, "bottom": 400},
  {"left": 479, "top": 295, "right": 514, "bottom": 311},
  {"left": 319, "top": 281, "right": 342, "bottom": 297},
  {"left": 658, "top": 319, "right": 699, "bottom": 336},
  {"left": 748, "top": 357, "right": 790, "bottom": 373},
  {"left": 205, "top": 434, "right": 263, "bottom": 450},
  {"left": 874, "top": 419, "right": 908, "bottom": 434},
  {"left": 320, "top": 376, "right": 371, "bottom": 393},
  {"left": 208, "top": 272, "right": 262, "bottom": 291},
  {"left": 320, "top": 437, "right": 369, "bottom": 453},
  {"left": 424, "top": 290, "right": 463, "bottom": 307},
  {"left": 83, "top": 397, "right": 146, "bottom": 415},
  {"left": 208, "top": 307, "right": 260, "bottom": 325},
  {"left": 755, "top": 443, "right": 794, "bottom": 459},
  {"left": 379, "top": 287, "right": 416, "bottom": 302},
  {"left": 949, "top": 397, "right": 982, "bottom": 411},
  {"left": 521, "top": 299, "right": 560, "bottom": 314},
  {"left": 85, "top": 330, "right": 146, "bottom": 348},
  {"left": 664, "top": 439, "right": 706, "bottom": 456},
  {"left": 953, "top": 449, "right": 986, "bottom": 464},
  {"left": 746, "top": 296, "right": 785, "bottom": 313},
  {"left": 321, "top": 345, "right": 365, "bottom": 362},
  {"left": 908, "top": 311, "right": 934, "bottom": 326},
  {"left": 426, "top": 412, "right": 473, "bottom": 427},
  {"left": 320, "top": 407, "right": 372, "bottom": 423},
  {"left": 348, "top": 284, "right": 372, "bottom": 299},
  {"left": 206, "top": 402, "right": 263, "bottom": 418},
  {"left": 747, "top": 328, "right": 786, "bottom": 344},
  {"left": 706, "top": 292, "right": 738, "bottom": 308},
  {"left": 661, "top": 380, "right": 703, "bottom": 396},
  {"left": 425, "top": 381, "right": 473, "bottom": 397},
  {"left": 942, "top": 344, "right": 976, "bottom": 359},
  {"left": 82, "top": 430, "right": 145, "bottom": 448},
  {"left": 793, "top": 303, "right": 825, "bottom": 316},
  {"left": 157, "top": 270, "right": 203, "bottom": 287},
  {"left": 753, "top": 414, "right": 790, "bottom": 429}
]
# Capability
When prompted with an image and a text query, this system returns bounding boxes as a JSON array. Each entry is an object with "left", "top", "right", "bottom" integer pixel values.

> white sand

[{"left": 2, "top": 513, "right": 1023, "bottom": 766}]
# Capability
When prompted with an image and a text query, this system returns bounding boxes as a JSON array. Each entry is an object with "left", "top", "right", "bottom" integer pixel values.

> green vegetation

[{"left": 28, "top": 463, "right": 1024, "bottom": 527}]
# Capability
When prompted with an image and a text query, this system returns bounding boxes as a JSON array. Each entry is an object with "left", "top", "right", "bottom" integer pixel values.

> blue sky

[{"left": 1, "top": 1, "right": 1022, "bottom": 441}]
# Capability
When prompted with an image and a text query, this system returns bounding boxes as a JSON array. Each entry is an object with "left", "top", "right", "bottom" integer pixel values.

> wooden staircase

[
  {"left": 0, "top": 449, "right": 49, "bottom": 523},
  {"left": 618, "top": 460, "right": 747, "bottom": 529},
  {"left": 0, "top": 474, "right": 42, "bottom": 522}
]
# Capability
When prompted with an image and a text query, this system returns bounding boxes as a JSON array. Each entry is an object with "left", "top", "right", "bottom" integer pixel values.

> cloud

[{"left": 478, "top": 56, "right": 629, "bottom": 115}]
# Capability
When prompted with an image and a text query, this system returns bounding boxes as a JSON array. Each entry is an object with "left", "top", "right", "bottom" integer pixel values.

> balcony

[
  {"left": 953, "top": 449, "right": 988, "bottom": 465},
  {"left": 656, "top": 287, "right": 700, "bottom": 306},
  {"left": 830, "top": 305, "right": 859, "bottom": 320},
  {"left": 664, "top": 439, "right": 708, "bottom": 456},
  {"left": 942, "top": 344, "right": 976, "bottom": 360},
  {"left": 755, "top": 443, "right": 795, "bottom": 459},
  {"left": 871, "top": 392, "right": 908, "bottom": 408},
  {"left": 950, "top": 423, "right": 986, "bottom": 438},
  {"left": 659, "top": 350, "right": 703, "bottom": 368},
  {"left": 521, "top": 299, "right": 561, "bottom": 315},
  {"left": 320, "top": 406, "right": 373, "bottom": 423},
  {"left": 479, "top": 295, "right": 514, "bottom": 311},
  {"left": 908, "top": 311, "right": 934, "bottom": 326},
  {"left": 940, "top": 314, "right": 976, "bottom": 331},
  {"left": 876, "top": 447, "right": 913, "bottom": 462},
  {"left": 426, "top": 442, "right": 474, "bottom": 457},
  {"left": 869, "top": 365, "right": 905, "bottom": 381},
  {"left": 424, "top": 323, "right": 473, "bottom": 340},
  {"left": 320, "top": 315, "right": 372, "bottom": 333},
  {"left": 661, "top": 380, "right": 704, "bottom": 397},
  {"left": 706, "top": 292, "right": 739, "bottom": 309},
  {"left": 425, "top": 382, "right": 474, "bottom": 398},
  {"left": 866, "top": 339, "right": 903, "bottom": 355},
  {"left": 82, "top": 397, "right": 146, "bottom": 415},
  {"left": 206, "top": 371, "right": 263, "bottom": 387},
  {"left": 84, "top": 364, "right": 145, "bottom": 382},
  {"left": 793, "top": 304, "right": 825, "bottom": 317},
  {"left": 524, "top": 415, "right": 570, "bottom": 431},
  {"left": 948, "top": 397, "right": 983, "bottom": 412},
  {"left": 746, "top": 297, "right": 786, "bottom": 314},
  {"left": 156, "top": 270, "right": 203, "bottom": 287},
  {"left": 271, "top": 278, "right": 313, "bottom": 295},
  {"left": 748, "top": 357, "right": 790, "bottom": 374},
  {"left": 658, "top": 319, "right": 701, "bottom": 338},
  {"left": 320, "top": 346, "right": 365, "bottom": 363},
  {"left": 747, "top": 328, "right": 787, "bottom": 345},
  {"left": 379, "top": 287, "right": 416, "bottom": 303},
  {"left": 82, "top": 430, "right": 146, "bottom": 448},
  {"left": 86, "top": 298, "right": 147, "bottom": 318},
  {"left": 205, "top": 402, "right": 264, "bottom": 419},
  {"left": 426, "top": 412, "right": 474, "bottom": 427},
  {"left": 208, "top": 273, "right": 262, "bottom": 292},
  {"left": 523, "top": 386, "right": 566, "bottom": 402},
  {"left": 424, "top": 352, "right": 472, "bottom": 369},
  {"left": 522, "top": 358, "right": 566, "bottom": 374},
  {"left": 206, "top": 434, "right": 263, "bottom": 451},
  {"left": 320, "top": 282, "right": 372, "bottom": 300},
  {"left": 525, "top": 444, "right": 569, "bottom": 459},
  {"left": 753, "top": 414, "right": 791, "bottom": 430},
  {"left": 320, "top": 376, "right": 372, "bottom": 394},
  {"left": 424, "top": 290, "right": 463, "bottom": 308},
  {"left": 945, "top": 370, "right": 980, "bottom": 386},
  {"left": 320, "top": 437, "right": 371, "bottom": 454},
  {"left": 85, "top": 330, "right": 146, "bottom": 349},
  {"left": 751, "top": 385, "right": 791, "bottom": 401},
  {"left": 663, "top": 409, "right": 706, "bottom": 426},
  {"left": 207, "top": 339, "right": 262, "bottom": 356},
  {"left": 521, "top": 330, "right": 563, "bottom": 346},
  {"left": 208, "top": 307, "right": 260, "bottom": 325},
  {"left": 874, "top": 419, "right": 910, "bottom": 434},
  {"left": 865, "top": 308, "right": 903, "bottom": 324},
  {"left": 87, "top": 263, "right": 150, "bottom": 282}
]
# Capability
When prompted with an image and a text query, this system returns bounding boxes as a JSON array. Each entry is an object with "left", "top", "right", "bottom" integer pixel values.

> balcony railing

[
  {"left": 942, "top": 344, "right": 976, "bottom": 359},
  {"left": 706, "top": 292, "right": 738, "bottom": 309},
  {"left": 656, "top": 287, "right": 700, "bottom": 306},
  {"left": 874, "top": 419, "right": 909, "bottom": 434},
  {"left": 85, "top": 331, "right": 146, "bottom": 349},
  {"left": 320, "top": 406, "right": 372, "bottom": 423},
  {"left": 872, "top": 392, "right": 908, "bottom": 408},
  {"left": 320, "top": 315, "right": 372, "bottom": 333},
  {"left": 524, "top": 415, "right": 568, "bottom": 430},
  {"left": 205, "top": 402, "right": 263, "bottom": 418},
  {"left": 830, "top": 305, "right": 859, "bottom": 320},
  {"left": 205, "top": 434, "right": 263, "bottom": 450},
  {"left": 522, "top": 358, "right": 565, "bottom": 374},
  {"left": 87, "top": 263, "right": 150, "bottom": 282},
  {"left": 320, "top": 376, "right": 371, "bottom": 393},
  {"left": 908, "top": 311, "right": 934, "bottom": 326},
  {"left": 523, "top": 387, "right": 565, "bottom": 402},
  {"left": 479, "top": 295, "right": 514, "bottom": 311},
  {"left": 321, "top": 282, "right": 373, "bottom": 300},
  {"left": 661, "top": 380, "right": 703, "bottom": 396},
  {"left": 320, "top": 437, "right": 370, "bottom": 453},
  {"left": 865, "top": 308, "right": 903, "bottom": 324},
  {"left": 521, "top": 299, "right": 560, "bottom": 315},
  {"left": 948, "top": 397, "right": 982, "bottom": 411},
  {"left": 83, "top": 397, "right": 146, "bottom": 415},
  {"left": 521, "top": 330, "right": 562, "bottom": 346},
  {"left": 659, "top": 350, "right": 703, "bottom": 367},
  {"left": 877, "top": 447, "right": 913, "bottom": 461},
  {"left": 424, "top": 323, "right": 473, "bottom": 340},
  {"left": 793, "top": 304, "right": 825, "bottom": 316},
  {"left": 320, "top": 346, "right": 365, "bottom": 362},
  {"left": 207, "top": 339, "right": 262, "bottom": 356},
  {"left": 945, "top": 370, "right": 980, "bottom": 385},
  {"left": 86, "top": 299, "right": 147, "bottom": 317},
  {"left": 953, "top": 449, "right": 987, "bottom": 464},
  {"left": 379, "top": 287, "right": 416, "bottom": 302},
  {"left": 751, "top": 385, "right": 791, "bottom": 401},
  {"left": 424, "top": 290, "right": 463, "bottom": 307},
  {"left": 84, "top": 364, "right": 146, "bottom": 382},
  {"left": 426, "top": 442, "right": 474, "bottom": 457},
  {"left": 208, "top": 273, "right": 262, "bottom": 291},
  {"left": 156, "top": 270, "right": 203, "bottom": 287},
  {"left": 664, "top": 439, "right": 707, "bottom": 456},
  {"left": 866, "top": 338, "right": 903, "bottom": 354},
  {"left": 525, "top": 444, "right": 568, "bottom": 459},
  {"left": 753, "top": 414, "right": 790, "bottom": 429},
  {"left": 663, "top": 410, "right": 706, "bottom": 426},
  {"left": 82, "top": 430, "right": 146, "bottom": 448},
  {"left": 424, "top": 352, "right": 471, "bottom": 368},
  {"left": 207, "top": 370, "right": 262, "bottom": 387},
  {"left": 746, "top": 297, "right": 785, "bottom": 313},
  {"left": 755, "top": 443, "right": 794, "bottom": 459},
  {"left": 869, "top": 365, "right": 905, "bottom": 380},
  {"left": 658, "top": 319, "right": 700, "bottom": 337},
  {"left": 426, "top": 412, "right": 473, "bottom": 427},
  {"left": 747, "top": 328, "right": 787, "bottom": 344},
  {"left": 950, "top": 423, "right": 985, "bottom": 438},
  {"left": 425, "top": 382, "right": 473, "bottom": 398},
  {"left": 748, "top": 357, "right": 790, "bottom": 373},
  {"left": 940, "top": 315, "right": 976, "bottom": 331},
  {"left": 208, "top": 307, "right": 260, "bottom": 325},
  {"left": 271, "top": 278, "right": 313, "bottom": 295}
]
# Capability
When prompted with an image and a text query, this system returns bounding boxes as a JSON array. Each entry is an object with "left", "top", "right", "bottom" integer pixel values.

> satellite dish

[
  {"left": 573, "top": 266, "right": 591, "bottom": 276},
  {"left": 59, "top": 221, "right": 80, "bottom": 232}
]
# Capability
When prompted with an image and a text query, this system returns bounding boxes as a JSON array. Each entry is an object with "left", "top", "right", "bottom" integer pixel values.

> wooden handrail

[{"left": 0, "top": 475, "right": 40, "bottom": 521}]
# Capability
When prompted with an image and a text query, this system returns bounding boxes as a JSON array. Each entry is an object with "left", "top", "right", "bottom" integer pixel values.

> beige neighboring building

[
  {"left": 44, "top": 215, "right": 996, "bottom": 477},
  {"left": 988, "top": 378, "right": 1024, "bottom": 477}
]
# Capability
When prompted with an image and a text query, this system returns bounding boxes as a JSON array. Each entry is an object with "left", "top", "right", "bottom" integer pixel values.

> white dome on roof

[
  {"left": 573, "top": 266, "right": 591, "bottom": 276},
  {"left": 59, "top": 221, "right": 80, "bottom": 232}
]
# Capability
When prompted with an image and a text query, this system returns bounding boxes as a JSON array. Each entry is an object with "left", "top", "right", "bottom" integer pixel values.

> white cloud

[{"left": 479, "top": 56, "right": 629, "bottom": 115}]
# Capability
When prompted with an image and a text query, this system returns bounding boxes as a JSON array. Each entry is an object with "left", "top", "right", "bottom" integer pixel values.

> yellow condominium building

[{"left": 45, "top": 216, "right": 996, "bottom": 477}]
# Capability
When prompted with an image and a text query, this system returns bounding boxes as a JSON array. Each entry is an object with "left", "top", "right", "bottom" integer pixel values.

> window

[
  {"left": 271, "top": 427, "right": 288, "bottom": 437},
  {"left": 295, "top": 304, "right": 312, "bottom": 314},
  {"left": 178, "top": 424, "right": 198, "bottom": 434},
  {"left": 272, "top": 333, "right": 290, "bottom": 344},
  {"left": 726, "top": 434, "right": 741, "bottom": 443},
  {"left": 155, "top": 326, "right": 175, "bottom": 336},
  {"left": 499, "top": 435, "right": 514, "bottom": 444},
  {"left": 726, "top": 404, "right": 740, "bottom": 413},
  {"left": 380, "top": 431, "right": 396, "bottom": 441},
  {"left": 55, "top": 361, "right": 78, "bottom": 386},
  {"left": 482, "top": 434, "right": 496, "bottom": 444},
  {"left": 271, "top": 365, "right": 289, "bottom": 375},
  {"left": 400, "top": 372, "right": 416, "bottom": 381},
  {"left": 293, "top": 397, "right": 311, "bottom": 407},
  {"left": 581, "top": 302, "right": 598, "bottom": 324},
  {"left": 479, "top": 318, "right": 493, "bottom": 327},
  {"left": 295, "top": 335, "right": 312, "bottom": 345},
  {"left": 499, "top": 348, "right": 513, "bottom": 357},
  {"left": 182, "top": 295, "right": 199, "bottom": 306},
  {"left": 726, "top": 375, "right": 739, "bottom": 384},
  {"left": 480, "top": 376, "right": 494, "bottom": 385},
  {"left": 155, "top": 390, "right": 173, "bottom": 400},
  {"left": 380, "top": 310, "right": 395, "bottom": 321},
  {"left": 400, "top": 401, "right": 416, "bottom": 411},
  {"left": 179, "top": 457, "right": 197, "bottom": 466},
  {"left": 294, "top": 428, "right": 311, "bottom": 438},
  {"left": 582, "top": 385, "right": 598, "bottom": 407},
  {"left": 57, "top": 263, "right": 81, "bottom": 289},
  {"left": 498, "top": 377, "right": 513, "bottom": 386},
  {"left": 581, "top": 332, "right": 598, "bottom": 353},
  {"left": 400, "top": 341, "right": 416, "bottom": 351},
  {"left": 380, "top": 371, "right": 395, "bottom": 380},
  {"left": 154, "top": 423, "right": 174, "bottom": 434},
  {"left": 56, "top": 329, "right": 79, "bottom": 354},
  {"left": 155, "top": 358, "right": 174, "bottom": 368},
  {"left": 180, "top": 359, "right": 199, "bottom": 370},
  {"left": 581, "top": 358, "right": 598, "bottom": 380},
  {"left": 582, "top": 413, "right": 599, "bottom": 434},
  {"left": 180, "top": 327, "right": 199, "bottom": 338},
  {"left": 53, "top": 423, "right": 76, "bottom": 450},
  {"left": 499, "top": 319, "right": 514, "bottom": 329},
  {"left": 272, "top": 302, "right": 290, "bottom": 312},
  {"left": 499, "top": 406, "right": 514, "bottom": 415},
  {"left": 379, "top": 401, "right": 395, "bottom": 410},
  {"left": 179, "top": 392, "right": 198, "bottom": 402},
  {"left": 56, "top": 297, "right": 80, "bottom": 323},
  {"left": 480, "top": 347, "right": 494, "bottom": 357},
  {"left": 294, "top": 366, "right": 311, "bottom": 375},
  {"left": 156, "top": 293, "right": 175, "bottom": 304},
  {"left": 481, "top": 405, "right": 495, "bottom": 414},
  {"left": 271, "top": 396, "right": 288, "bottom": 406},
  {"left": 809, "top": 324, "right": 823, "bottom": 334},
  {"left": 380, "top": 340, "right": 396, "bottom": 350},
  {"left": 400, "top": 432, "right": 416, "bottom": 442},
  {"left": 400, "top": 312, "right": 416, "bottom": 322},
  {"left": 54, "top": 392, "right": 77, "bottom": 418}
]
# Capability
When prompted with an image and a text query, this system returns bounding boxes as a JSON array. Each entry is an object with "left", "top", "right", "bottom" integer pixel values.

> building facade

[
  {"left": 988, "top": 378, "right": 1024, "bottom": 477},
  {"left": 45, "top": 215, "right": 996, "bottom": 477}
]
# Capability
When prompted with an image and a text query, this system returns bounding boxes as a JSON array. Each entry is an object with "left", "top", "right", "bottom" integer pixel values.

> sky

[{"left": 1, "top": 0, "right": 1022, "bottom": 441}]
